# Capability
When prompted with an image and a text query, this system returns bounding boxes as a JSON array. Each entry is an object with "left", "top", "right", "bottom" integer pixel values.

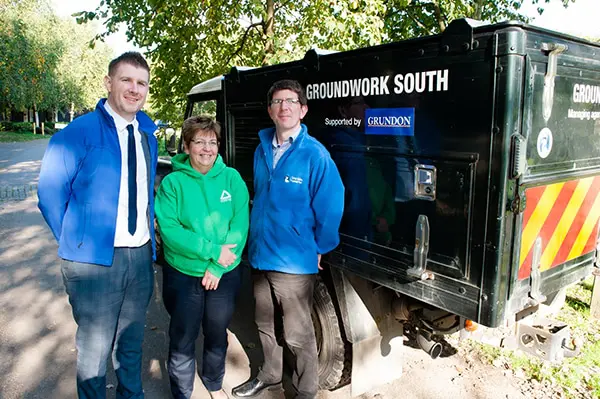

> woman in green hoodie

[{"left": 155, "top": 115, "right": 249, "bottom": 399}]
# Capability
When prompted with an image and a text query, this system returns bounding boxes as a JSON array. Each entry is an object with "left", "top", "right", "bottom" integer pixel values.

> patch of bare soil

[
  {"left": 339, "top": 333, "right": 566, "bottom": 399},
  {"left": 454, "top": 339, "right": 566, "bottom": 399}
]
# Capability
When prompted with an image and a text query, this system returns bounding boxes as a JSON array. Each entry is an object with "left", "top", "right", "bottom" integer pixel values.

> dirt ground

[{"left": 326, "top": 334, "right": 566, "bottom": 399}]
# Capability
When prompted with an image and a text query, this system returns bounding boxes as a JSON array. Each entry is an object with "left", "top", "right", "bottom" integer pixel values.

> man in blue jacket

[
  {"left": 37, "top": 52, "right": 158, "bottom": 399},
  {"left": 232, "top": 80, "right": 344, "bottom": 399}
]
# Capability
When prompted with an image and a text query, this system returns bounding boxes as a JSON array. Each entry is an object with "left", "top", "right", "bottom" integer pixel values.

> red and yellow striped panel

[{"left": 518, "top": 176, "right": 600, "bottom": 280}]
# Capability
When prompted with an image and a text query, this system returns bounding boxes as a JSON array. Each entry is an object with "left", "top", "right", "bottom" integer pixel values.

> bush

[
  {"left": 0, "top": 121, "right": 56, "bottom": 135},
  {"left": 1, "top": 121, "right": 35, "bottom": 133}
]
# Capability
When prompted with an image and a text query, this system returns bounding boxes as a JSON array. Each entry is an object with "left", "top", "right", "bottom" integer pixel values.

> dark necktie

[{"left": 127, "top": 124, "right": 137, "bottom": 235}]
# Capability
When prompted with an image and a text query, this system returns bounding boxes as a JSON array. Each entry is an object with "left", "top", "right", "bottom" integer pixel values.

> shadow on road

[
  {"left": 0, "top": 199, "right": 75, "bottom": 399},
  {"left": 0, "top": 139, "right": 49, "bottom": 187},
  {"left": 0, "top": 198, "right": 271, "bottom": 399}
]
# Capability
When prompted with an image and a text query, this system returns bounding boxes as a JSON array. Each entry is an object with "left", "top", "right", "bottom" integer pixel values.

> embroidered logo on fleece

[
  {"left": 220, "top": 190, "right": 232, "bottom": 202},
  {"left": 284, "top": 175, "right": 303, "bottom": 184}
]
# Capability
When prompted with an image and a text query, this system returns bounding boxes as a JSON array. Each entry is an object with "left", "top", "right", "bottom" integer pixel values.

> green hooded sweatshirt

[{"left": 155, "top": 153, "right": 249, "bottom": 278}]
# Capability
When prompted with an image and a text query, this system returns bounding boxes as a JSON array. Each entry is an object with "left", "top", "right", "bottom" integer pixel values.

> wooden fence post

[{"left": 591, "top": 268, "right": 600, "bottom": 320}]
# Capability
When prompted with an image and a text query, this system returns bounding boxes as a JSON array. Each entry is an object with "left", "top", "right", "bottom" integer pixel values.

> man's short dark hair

[
  {"left": 267, "top": 79, "right": 307, "bottom": 106},
  {"left": 108, "top": 52, "right": 150, "bottom": 77}
]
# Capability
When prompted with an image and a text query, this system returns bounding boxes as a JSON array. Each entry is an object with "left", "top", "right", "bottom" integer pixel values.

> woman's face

[{"left": 185, "top": 129, "right": 218, "bottom": 174}]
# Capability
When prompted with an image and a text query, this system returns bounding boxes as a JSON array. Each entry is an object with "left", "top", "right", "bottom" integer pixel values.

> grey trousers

[
  {"left": 61, "top": 241, "right": 153, "bottom": 399},
  {"left": 253, "top": 270, "right": 318, "bottom": 399}
]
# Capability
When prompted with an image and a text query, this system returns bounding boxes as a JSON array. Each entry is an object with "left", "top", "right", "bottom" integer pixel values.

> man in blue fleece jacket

[
  {"left": 232, "top": 80, "right": 344, "bottom": 399},
  {"left": 37, "top": 52, "right": 157, "bottom": 399}
]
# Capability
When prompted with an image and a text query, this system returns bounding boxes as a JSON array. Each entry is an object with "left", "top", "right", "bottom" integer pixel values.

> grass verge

[
  {"left": 463, "top": 277, "right": 600, "bottom": 398},
  {"left": 0, "top": 131, "right": 50, "bottom": 143}
]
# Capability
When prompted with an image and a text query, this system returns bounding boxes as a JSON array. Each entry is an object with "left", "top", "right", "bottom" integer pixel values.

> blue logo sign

[{"left": 365, "top": 108, "right": 415, "bottom": 136}]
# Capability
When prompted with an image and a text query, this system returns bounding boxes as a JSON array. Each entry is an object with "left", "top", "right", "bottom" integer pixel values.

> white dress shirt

[{"left": 104, "top": 102, "right": 150, "bottom": 248}]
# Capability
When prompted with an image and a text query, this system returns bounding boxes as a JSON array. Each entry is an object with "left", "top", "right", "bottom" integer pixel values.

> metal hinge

[{"left": 510, "top": 134, "right": 527, "bottom": 179}]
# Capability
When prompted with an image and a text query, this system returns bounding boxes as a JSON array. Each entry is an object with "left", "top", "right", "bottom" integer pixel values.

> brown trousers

[{"left": 253, "top": 270, "right": 318, "bottom": 399}]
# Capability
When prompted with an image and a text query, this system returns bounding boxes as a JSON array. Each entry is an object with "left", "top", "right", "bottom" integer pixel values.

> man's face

[
  {"left": 267, "top": 89, "right": 308, "bottom": 133},
  {"left": 104, "top": 62, "right": 149, "bottom": 121}
]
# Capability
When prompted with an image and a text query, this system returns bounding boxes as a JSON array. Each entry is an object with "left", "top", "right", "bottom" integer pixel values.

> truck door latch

[
  {"left": 541, "top": 43, "right": 568, "bottom": 123},
  {"left": 408, "top": 214, "right": 434, "bottom": 280},
  {"left": 529, "top": 237, "right": 547, "bottom": 305},
  {"left": 414, "top": 164, "right": 437, "bottom": 201}
]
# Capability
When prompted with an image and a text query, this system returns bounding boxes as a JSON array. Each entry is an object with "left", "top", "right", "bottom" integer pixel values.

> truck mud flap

[{"left": 329, "top": 268, "right": 404, "bottom": 397}]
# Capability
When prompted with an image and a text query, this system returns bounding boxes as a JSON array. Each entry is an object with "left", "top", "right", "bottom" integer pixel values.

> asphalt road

[
  {"left": 0, "top": 140, "right": 529, "bottom": 399},
  {"left": 0, "top": 139, "right": 49, "bottom": 187}
]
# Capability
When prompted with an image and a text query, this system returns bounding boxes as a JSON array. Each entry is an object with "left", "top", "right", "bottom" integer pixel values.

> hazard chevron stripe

[{"left": 518, "top": 176, "right": 600, "bottom": 280}]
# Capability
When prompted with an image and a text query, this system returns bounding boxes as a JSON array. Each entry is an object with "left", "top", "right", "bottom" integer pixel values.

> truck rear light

[{"left": 464, "top": 319, "right": 478, "bottom": 332}]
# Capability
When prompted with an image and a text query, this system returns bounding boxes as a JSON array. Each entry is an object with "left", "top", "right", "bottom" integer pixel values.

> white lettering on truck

[
  {"left": 573, "top": 84, "right": 600, "bottom": 104},
  {"left": 394, "top": 70, "right": 448, "bottom": 94},
  {"left": 306, "top": 69, "right": 449, "bottom": 100}
]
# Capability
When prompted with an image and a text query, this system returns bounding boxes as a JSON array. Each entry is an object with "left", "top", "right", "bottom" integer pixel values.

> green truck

[{"left": 158, "top": 19, "right": 600, "bottom": 395}]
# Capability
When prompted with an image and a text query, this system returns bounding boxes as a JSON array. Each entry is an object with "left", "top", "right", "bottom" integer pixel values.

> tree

[
  {"left": 0, "top": 0, "right": 112, "bottom": 123},
  {"left": 0, "top": 9, "right": 62, "bottom": 122},
  {"left": 77, "top": 0, "right": 577, "bottom": 123},
  {"left": 53, "top": 19, "right": 114, "bottom": 118},
  {"left": 383, "top": 0, "right": 576, "bottom": 40},
  {"left": 78, "top": 0, "right": 387, "bottom": 122}
]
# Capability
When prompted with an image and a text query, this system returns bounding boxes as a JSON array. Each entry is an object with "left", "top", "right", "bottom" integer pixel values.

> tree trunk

[
  {"left": 70, "top": 102, "right": 74, "bottom": 122},
  {"left": 472, "top": 0, "right": 485, "bottom": 20},
  {"left": 262, "top": 0, "right": 274, "bottom": 66},
  {"left": 33, "top": 103, "right": 39, "bottom": 127},
  {"left": 433, "top": 0, "right": 446, "bottom": 32}
]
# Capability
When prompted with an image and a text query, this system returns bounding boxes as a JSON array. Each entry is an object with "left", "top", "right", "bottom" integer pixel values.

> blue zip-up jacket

[
  {"left": 37, "top": 99, "right": 158, "bottom": 266},
  {"left": 248, "top": 124, "right": 344, "bottom": 274}
]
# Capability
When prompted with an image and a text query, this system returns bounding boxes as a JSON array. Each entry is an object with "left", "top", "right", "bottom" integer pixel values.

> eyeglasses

[
  {"left": 270, "top": 98, "right": 301, "bottom": 106},
  {"left": 191, "top": 139, "right": 218, "bottom": 148}
]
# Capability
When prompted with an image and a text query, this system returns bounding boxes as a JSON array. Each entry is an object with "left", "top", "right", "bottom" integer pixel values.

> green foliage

[
  {"left": 0, "top": 0, "right": 112, "bottom": 120},
  {"left": 76, "top": 0, "right": 388, "bottom": 123},
  {"left": 76, "top": 0, "right": 577, "bottom": 123},
  {"left": 156, "top": 133, "right": 171, "bottom": 157},
  {"left": 0, "top": 131, "right": 49, "bottom": 142},
  {"left": 0, "top": 121, "right": 35, "bottom": 133}
]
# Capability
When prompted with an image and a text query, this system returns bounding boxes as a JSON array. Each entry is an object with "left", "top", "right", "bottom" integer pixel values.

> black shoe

[{"left": 231, "top": 378, "right": 281, "bottom": 398}]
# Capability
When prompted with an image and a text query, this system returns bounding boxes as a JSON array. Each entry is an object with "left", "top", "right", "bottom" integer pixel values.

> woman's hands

[
  {"left": 202, "top": 270, "right": 221, "bottom": 290},
  {"left": 218, "top": 244, "right": 237, "bottom": 267},
  {"left": 206, "top": 243, "right": 237, "bottom": 290}
]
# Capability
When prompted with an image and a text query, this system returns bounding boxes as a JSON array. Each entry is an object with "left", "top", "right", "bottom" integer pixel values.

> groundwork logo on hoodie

[
  {"left": 220, "top": 190, "right": 232, "bottom": 202},
  {"left": 365, "top": 108, "right": 415, "bottom": 136},
  {"left": 284, "top": 175, "right": 303, "bottom": 184}
]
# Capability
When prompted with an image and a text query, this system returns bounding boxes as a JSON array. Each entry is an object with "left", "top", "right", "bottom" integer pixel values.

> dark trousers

[
  {"left": 162, "top": 264, "right": 242, "bottom": 399},
  {"left": 61, "top": 241, "right": 154, "bottom": 399},
  {"left": 253, "top": 271, "right": 318, "bottom": 399}
]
